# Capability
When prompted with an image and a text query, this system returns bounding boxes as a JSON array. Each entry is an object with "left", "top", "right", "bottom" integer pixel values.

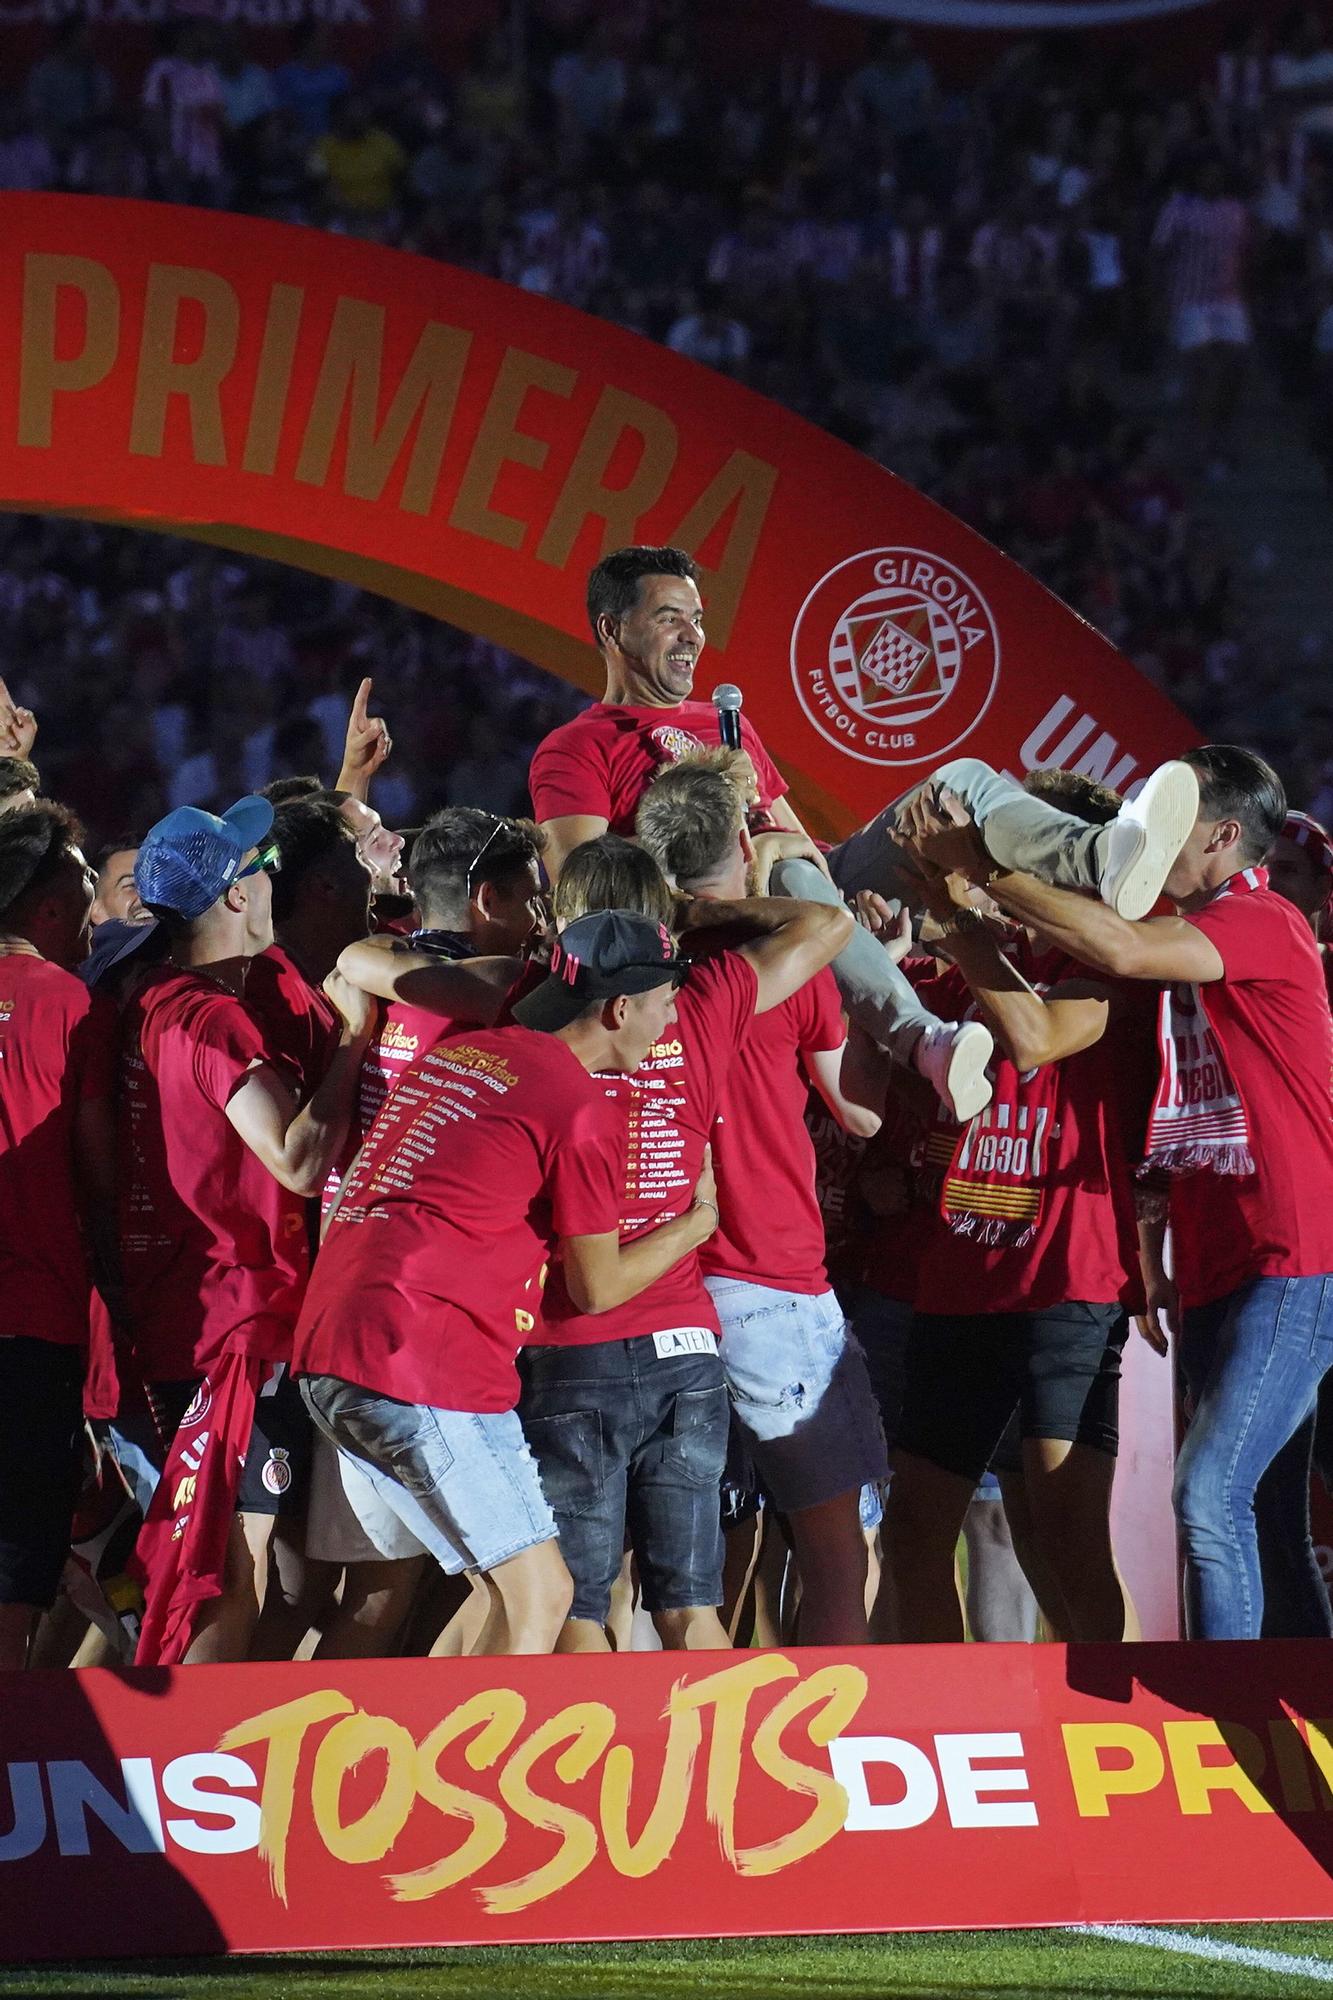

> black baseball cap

[{"left": 513, "top": 909, "right": 688, "bottom": 1033}]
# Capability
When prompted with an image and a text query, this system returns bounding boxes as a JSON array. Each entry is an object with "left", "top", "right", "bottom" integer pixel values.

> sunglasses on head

[
  {"left": 465, "top": 816, "right": 506, "bottom": 897},
  {"left": 237, "top": 839, "right": 282, "bottom": 881}
]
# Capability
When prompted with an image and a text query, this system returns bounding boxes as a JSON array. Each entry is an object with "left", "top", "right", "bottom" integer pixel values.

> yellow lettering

[
  {"left": 1164, "top": 1721, "right": 1273, "bottom": 1816},
  {"left": 482, "top": 1702, "right": 615, "bottom": 1914},
  {"left": 1300, "top": 1720, "right": 1333, "bottom": 1805},
  {"left": 668, "top": 450, "right": 777, "bottom": 651},
  {"left": 668, "top": 1654, "right": 797, "bottom": 1865},
  {"left": 129, "top": 264, "right": 240, "bottom": 465},
  {"left": 600, "top": 1704, "right": 702, "bottom": 1880},
  {"left": 1061, "top": 1723, "right": 1165, "bottom": 1817},
  {"left": 18, "top": 253, "right": 120, "bottom": 449},
  {"left": 387, "top": 1689, "right": 527, "bottom": 1903},
  {"left": 310, "top": 1709, "right": 418, "bottom": 1866},
  {"left": 450, "top": 347, "right": 577, "bottom": 550},
  {"left": 736, "top": 1664, "right": 868, "bottom": 1877},
  {"left": 296, "top": 298, "right": 470, "bottom": 512},
  {"left": 219, "top": 1689, "right": 353, "bottom": 1902},
  {"left": 242, "top": 281, "right": 305, "bottom": 476},
  {"left": 536, "top": 386, "right": 678, "bottom": 570}
]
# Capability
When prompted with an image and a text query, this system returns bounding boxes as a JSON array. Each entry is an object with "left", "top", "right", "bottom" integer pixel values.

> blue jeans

[{"left": 1174, "top": 1276, "right": 1333, "bottom": 1640}]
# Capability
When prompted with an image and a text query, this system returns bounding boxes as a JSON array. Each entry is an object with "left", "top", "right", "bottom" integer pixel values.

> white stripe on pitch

[{"left": 1072, "top": 1923, "right": 1333, "bottom": 1983}]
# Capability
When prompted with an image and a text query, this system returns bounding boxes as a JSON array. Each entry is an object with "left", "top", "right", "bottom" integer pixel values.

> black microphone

[{"left": 712, "top": 683, "right": 743, "bottom": 752}]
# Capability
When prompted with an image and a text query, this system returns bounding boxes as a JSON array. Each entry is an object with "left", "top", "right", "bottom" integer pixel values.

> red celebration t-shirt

[
  {"left": 702, "top": 966, "right": 846, "bottom": 1294},
  {"left": 529, "top": 701, "right": 787, "bottom": 835},
  {"left": 1171, "top": 888, "right": 1333, "bottom": 1306},
  {"left": 294, "top": 1026, "right": 625, "bottom": 1412},
  {"left": 0, "top": 954, "right": 117, "bottom": 1347},
  {"left": 908, "top": 953, "right": 1156, "bottom": 1316},
  {"left": 118, "top": 967, "right": 309, "bottom": 1381},
  {"left": 244, "top": 945, "right": 342, "bottom": 1101},
  {"left": 539, "top": 953, "right": 759, "bottom": 1345}
]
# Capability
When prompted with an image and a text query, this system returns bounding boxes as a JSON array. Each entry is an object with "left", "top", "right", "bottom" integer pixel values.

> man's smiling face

[{"left": 605, "top": 572, "right": 706, "bottom": 706}]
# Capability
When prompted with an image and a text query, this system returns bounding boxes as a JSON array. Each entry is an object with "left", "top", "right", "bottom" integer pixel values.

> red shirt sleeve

[
  {"left": 1186, "top": 893, "right": 1300, "bottom": 984},
  {"left": 797, "top": 966, "right": 847, "bottom": 1056},
  {"left": 191, "top": 993, "right": 271, "bottom": 1112},
  {"left": 740, "top": 716, "right": 788, "bottom": 807},
  {"left": 549, "top": 1091, "right": 626, "bottom": 1237},
  {"left": 529, "top": 719, "right": 612, "bottom": 824}
]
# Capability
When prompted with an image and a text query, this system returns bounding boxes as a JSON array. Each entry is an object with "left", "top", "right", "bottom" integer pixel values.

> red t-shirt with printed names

[
  {"left": 294, "top": 1027, "right": 625, "bottom": 1412},
  {"left": 702, "top": 966, "right": 846, "bottom": 1293},
  {"left": 0, "top": 955, "right": 117, "bottom": 1347},
  {"left": 1171, "top": 888, "right": 1333, "bottom": 1307},
  {"left": 906, "top": 952, "right": 1156, "bottom": 1316},
  {"left": 529, "top": 700, "right": 788, "bottom": 834},
  {"left": 538, "top": 953, "right": 759, "bottom": 1345},
  {"left": 118, "top": 967, "right": 309, "bottom": 1381}
]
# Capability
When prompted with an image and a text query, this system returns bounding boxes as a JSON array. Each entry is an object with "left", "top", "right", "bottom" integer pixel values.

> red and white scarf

[
  {"left": 940, "top": 1051, "right": 1063, "bottom": 1249},
  {"left": 1142, "top": 867, "right": 1263, "bottom": 1179}
]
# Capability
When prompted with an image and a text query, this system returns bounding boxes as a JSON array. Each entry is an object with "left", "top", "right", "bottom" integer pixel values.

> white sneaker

[
  {"left": 1097, "top": 761, "right": 1200, "bottom": 920},
  {"left": 913, "top": 1020, "right": 994, "bottom": 1122}
]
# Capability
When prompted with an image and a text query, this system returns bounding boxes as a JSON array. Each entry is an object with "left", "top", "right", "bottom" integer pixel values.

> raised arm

[
  {"left": 981, "top": 873, "right": 1223, "bottom": 985},
  {"left": 540, "top": 814, "right": 610, "bottom": 883},
  {"left": 334, "top": 676, "right": 391, "bottom": 802},
  {"left": 337, "top": 936, "right": 519, "bottom": 1018},
  {"left": 677, "top": 895, "right": 854, "bottom": 1015}
]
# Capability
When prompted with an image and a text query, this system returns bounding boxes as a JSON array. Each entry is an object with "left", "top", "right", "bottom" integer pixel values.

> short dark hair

[
  {"left": 0, "top": 802, "right": 84, "bottom": 924},
  {"left": 552, "top": 835, "right": 675, "bottom": 928},
  {"left": 409, "top": 808, "right": 545, "bottom": 927},
  {"left": 1185, "top": 744, "right": 1287, "bottom": 864},
  {"left": 269, "top": 797, "right": 358, "bottom": 923},
  {"left": 0, "top": 756, "right": 40, "bottom": 804},
  {"left": 586, "top": 546, "right": 700, "bottom": 639},
  {"left": 262, "top": 774, "right": 325, "bottom": 806},
  {"left": 1024, "top": 768, "right": 1121, "bottom": 826},
  {"left": 94, "top": 834, "right": 140, "bottom": 878},
  {"left": 637, "top": 753, "right": 745, "bottom": 885}
]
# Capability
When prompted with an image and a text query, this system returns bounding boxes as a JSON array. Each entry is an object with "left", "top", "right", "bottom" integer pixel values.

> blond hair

[
  {"left": 552, "top": 834, "right": 675, "bottom": 928},
  {"left": 637, "top": 751, "right": 746, "bottom": 887}
]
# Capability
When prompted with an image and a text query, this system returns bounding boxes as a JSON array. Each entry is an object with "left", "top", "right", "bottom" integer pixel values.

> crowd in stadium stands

[
  {"left": 5, "top": 8, "right": 1333, "bottom": 1670},
  {"left": 9, "top": 6, "right": 1333, "bottom": 837}
]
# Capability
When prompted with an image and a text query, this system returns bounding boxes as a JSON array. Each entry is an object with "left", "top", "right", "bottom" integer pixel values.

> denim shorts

[
  {"left": 519, "top": 1337, "right": 729, "bottom": 1624},
  {"left": 705, "top": 1279, "right": 890, "bottom": 1514},
  {"left": 299, "top": 1375, "right": 556, "bottom": 1576}
]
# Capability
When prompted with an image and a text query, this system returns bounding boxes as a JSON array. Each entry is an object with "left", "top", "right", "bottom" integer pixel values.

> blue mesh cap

[{"left": 134, "top": 796, "right": 274, "bottom": 922}]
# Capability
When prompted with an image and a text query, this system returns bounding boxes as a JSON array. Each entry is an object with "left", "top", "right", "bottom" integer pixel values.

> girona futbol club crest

[
  {"left": 180, "top": 1383, "right": 211, "bottom": 1428},
  {"left": 790, "top": 548, "right": 1000, "bottom": 768},
  {"left": 261, "top": 1448, "right": 292, "bottom": 1497}
]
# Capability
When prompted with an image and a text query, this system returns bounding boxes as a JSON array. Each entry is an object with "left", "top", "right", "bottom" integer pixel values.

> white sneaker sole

[
  {"left": 1101, "top": 762, "right": 1200, "bottom": 921},
  {"left": 942, "top": 1021, "right": 994, "bottom": 1122}
]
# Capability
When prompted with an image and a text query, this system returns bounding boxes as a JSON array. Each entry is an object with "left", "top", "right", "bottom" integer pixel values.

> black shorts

[
  {"left": 519, "top": 1338, "right": 729, "bottom": 1625},
  {"left": 149, "top": 1367, "right": 312, "bottom": 1518},
  {"left": 0, "top": 1336, "right": 85, "bottom": 1608},
  {"left": 896, "top": 1303, "right": 1129, "bottom": 1487}
]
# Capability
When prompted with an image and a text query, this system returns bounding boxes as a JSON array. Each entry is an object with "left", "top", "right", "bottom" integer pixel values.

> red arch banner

[{"left": 0, "top": 194, "right": 1194, "bottom": 836}]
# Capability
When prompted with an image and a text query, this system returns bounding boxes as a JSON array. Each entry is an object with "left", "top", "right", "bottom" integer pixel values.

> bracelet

[
  {"left": 941, "top": 907, "right": 988, "bottom": 938},
  {"left": 693, "top": 1196, "right": 720, "bottom": 1226}
]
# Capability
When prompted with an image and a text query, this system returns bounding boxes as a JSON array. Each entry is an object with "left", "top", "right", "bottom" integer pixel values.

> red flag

[{"left": 130, "top": 1350, "right": 261, "bottom": 1667}]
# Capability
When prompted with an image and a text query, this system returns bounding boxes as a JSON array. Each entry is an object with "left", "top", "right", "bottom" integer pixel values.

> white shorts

[
  {"left": 304, "top": 1428, "right": 426, "bottom": 1565},
  {"left": 1172, "top": 301, "right": 1252, "bottom": 351}
]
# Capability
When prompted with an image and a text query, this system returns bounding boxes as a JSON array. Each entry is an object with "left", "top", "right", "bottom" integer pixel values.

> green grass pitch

[{"left": 6, "top": 1926, "right": 1333, "bottom": 1999}]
